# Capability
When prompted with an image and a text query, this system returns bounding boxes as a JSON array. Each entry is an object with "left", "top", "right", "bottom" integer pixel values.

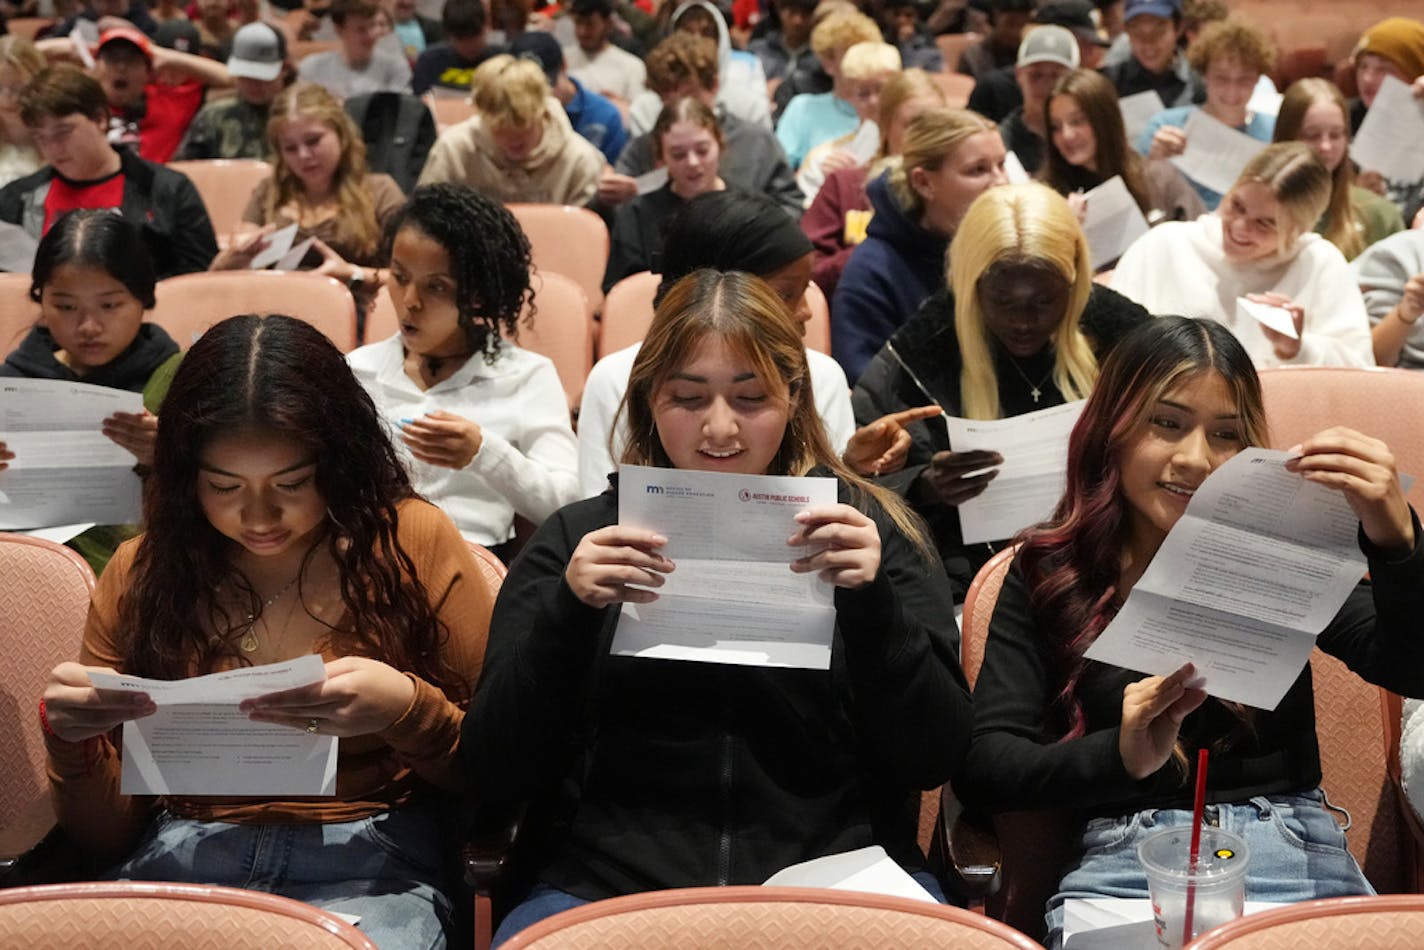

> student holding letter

[
  {"left": 38, "top": 314, "right": 491, "bottom": 948},
  {"left": 1112, "top": 142, "right": 1375, "bottom": 369},
  {"left": 462, "top": 269, "right": 971, "bottom": 945},
  {"left": 348, "top": 183, "right": 578, "bottom": 558},
  {"left": 1039, "top": 68, "right": 1203, "bottom": 228},
  {"left": 852, "top": 183, "right": 1148, "bottom": 599},
  {"left": 0, "top": 209, "right": 181, "bottom": 571},
  {"left": 962, "top": 316, "right": 1424, "bottom": 949}
]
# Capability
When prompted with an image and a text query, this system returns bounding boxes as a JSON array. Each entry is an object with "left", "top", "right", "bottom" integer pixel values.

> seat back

[
  {"left": 466, "top": 540, "right": 508, "bottom": 589},
  {"left": 151, "top": 271, "right": 358, "bottom": 352},
  {"left": 424, "top": 94, "right": 478, "bottom": 132},
  {"left": 506, "top": 204, "right": 609, "bottom": 313},
  {"left": 931, "top": 72, "right": 975, "bottom": 108},
  {"left": 597, "top": 271, "right": 661, "bottom": 358},
  {"left": 597, "top": 271, "right": 831, "bottom": 360},
  {"left": 0, "top": 882, "right": 379, "bottom": 948},
  {"left": 1185, "top": 894, "right": 1424, "bottom": 949},
  {"left": 363, "top": 271, "right": 592, "bottom": 412},
  {"left": 1309, "top": 648, "right": 1405, "bottom": 892},
  {"left": 3, "top": 17, "right": 54, "bottom": 40},
  {"left": 1257, "top": 365, "right": 1424, "bottom": 892},
  {"left": 0, "top": 273, "right": 39, "bottom": 355},
  {"left": 515, "top": 271, "right": 593, "bottom": 413},
  {"left": 958, "top": 546, "right": 1072, "bottom": 940},
  {"left": 1257, "top": 366, "right": 1424, "bottom": 514},
  {"left": 0, "top": 535, "right": 95, "bottom": 840},
  {"left": 166, "top": 160, "right": 272, "bottom": 244},
  {"left": 501, "top": 885, "right": 1041, "bottom": 949}
]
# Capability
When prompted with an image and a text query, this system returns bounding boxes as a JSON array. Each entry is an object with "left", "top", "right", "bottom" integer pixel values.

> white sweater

[
  {"left": 348, "top": 336, "right": 580, "bottom": 545},
  {"left": 1110, "top": 215, "right": 1374, "bottom": 368},
  {"left": 576, "top": 342, "right": 855, "bottom": 498}
]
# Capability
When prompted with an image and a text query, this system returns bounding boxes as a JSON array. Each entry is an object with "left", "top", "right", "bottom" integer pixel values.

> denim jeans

[
  {"left": 1044, "top": 789, "right": 1373, "bottom": 949},
  {"left": 109, "top": 806, "right": 452, "bottom": 950},
  {"left": 491, "top": 869, "right": 949, "bottom": 947}
]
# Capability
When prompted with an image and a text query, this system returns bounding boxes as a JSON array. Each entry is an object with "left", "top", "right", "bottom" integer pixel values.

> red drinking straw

[{"left": 1182, "top": 748, "right": 1210, "bottom": 945}]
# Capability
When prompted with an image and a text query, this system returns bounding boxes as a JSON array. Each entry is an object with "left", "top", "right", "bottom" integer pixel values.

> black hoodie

[{"left": 1, "top": 323, "right": 180, "bottom": 394}]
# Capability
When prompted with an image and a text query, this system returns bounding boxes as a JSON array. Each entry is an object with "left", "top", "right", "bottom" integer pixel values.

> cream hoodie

[{"left": 418, "top": 96, "right": 604, "bottom": 205}]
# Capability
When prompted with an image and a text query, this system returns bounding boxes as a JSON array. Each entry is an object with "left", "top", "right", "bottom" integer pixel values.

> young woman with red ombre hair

[{"left": 960, "top": 315, "right": 1424, "bottom": 949}]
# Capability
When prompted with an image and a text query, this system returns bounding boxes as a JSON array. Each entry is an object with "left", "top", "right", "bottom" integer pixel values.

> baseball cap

[
  {"left": 96, "top": 26, "right": 153, "bottom": 65},
  {"left": 1017, "top": 24, "right": 1081, "bottom": 69},
  {"left": 227, "top": 21, "right": 287, "bottom": 82},
  {"left": 154, "top": 19, "right": 200, "bottom": 53},
  {"left": 1123, "top": 0, "right": 1180, "bottom": 24},
  {"left": 1034, "top": 0, "right": 1109, "bottom": 47},
  {"left": 508, "top": 31, "right": 564, "bottom": 86}
]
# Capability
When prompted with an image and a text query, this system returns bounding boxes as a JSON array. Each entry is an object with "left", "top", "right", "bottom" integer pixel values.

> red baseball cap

[{"left": 96, "top": 26, "right": 154, "bottom": 65}]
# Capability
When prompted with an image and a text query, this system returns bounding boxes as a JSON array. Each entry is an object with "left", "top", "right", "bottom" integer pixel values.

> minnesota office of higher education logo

[
  {"left": 646, "top": 485, "right": 664, "bottom": 494},
  {"left": 739, "top": 489, "right": 752, "bottom": 501}
]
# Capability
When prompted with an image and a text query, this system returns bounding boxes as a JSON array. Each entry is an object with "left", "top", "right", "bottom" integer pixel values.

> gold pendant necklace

[{"left": 239, "top": 573, "right": 301, "bottom": 653}]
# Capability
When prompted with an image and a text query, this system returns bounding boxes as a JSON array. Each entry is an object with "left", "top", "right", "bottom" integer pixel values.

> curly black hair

[{"left": 381, "top": 183, "right": 535, "bottom": 363}]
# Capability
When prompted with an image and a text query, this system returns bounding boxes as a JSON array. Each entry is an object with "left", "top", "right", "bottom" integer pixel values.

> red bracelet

[{"left": 38, "top": 698, "right": 59, "bottom": 740}]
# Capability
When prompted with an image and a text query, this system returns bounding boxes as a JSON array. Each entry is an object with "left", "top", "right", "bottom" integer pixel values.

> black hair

[
  {"left": 381, "top": 182, "right": 534, "bottom": 362},
  {"left": 30, "top": 209, "right": 157, "bottom": 308},
  {"left": 772, "top": 0, "right": 818, "bottom": 12},
  {"left": 441, "top": 0, "right": 487, "bottom": 37},
  {"left": 990, "top": 0, "right": 1034, "bottom": 14},
  {"left": 568, "top": 0, "right": 612, "bottom": 17},
  {"left": 655, "top": 191, "right": 812, "bottom": 306}
]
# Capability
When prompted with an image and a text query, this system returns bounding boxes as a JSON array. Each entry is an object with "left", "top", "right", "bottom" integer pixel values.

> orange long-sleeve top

[{"left": 44, "top": 499, "right": 491, "bottom": 864}]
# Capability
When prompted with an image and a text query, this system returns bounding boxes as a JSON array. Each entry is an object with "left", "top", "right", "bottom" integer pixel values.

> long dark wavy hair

[
  {"left": 1016, "top": 317, "right": 1267, "bottom": 740},
  {"left": 119, "top": 314, "right": 462, "bottom": 697}
]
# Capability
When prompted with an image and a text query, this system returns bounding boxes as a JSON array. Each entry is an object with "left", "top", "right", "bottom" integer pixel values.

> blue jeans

[
  {"left": 1044, "top": 790, "right": 1373, "bottom": 949},
  {"left": 108, "top": 806, "right": 452, "bottom": 950},
  {"left": 491, "top": 869, "right": 949, "bottom": 947}
]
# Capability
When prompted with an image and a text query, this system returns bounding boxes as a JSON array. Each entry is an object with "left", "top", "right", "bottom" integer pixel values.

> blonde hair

[
  {"left": 1229, "top": 141, "right": 1331, "bottom": 254},
  {"left": 471, "top": 54, "right": 549, "bottom": 128},
  {"left": 621, "top": 269, "right": 931, "bottom": 554},
  {"left": 839, "top": 40, "right": 901, "bottom": 79},
  {"left": 1186, "top": 17, "right": 1276, "bottom": 76},
  {"left": 948, "top": 184, "right": 1097, "bottom": 420},
  {"left": 1273, "top": 78, "right": 1362, "bottom": 259},
  {"left": 809, "top": 9, "right": 879, "bottom": 59},
  {"left": 887, "top": 106, "right": 997, "bottom": 218},
  {"left": 0, "top": 35, "right": 44, "bottom": 82},
  {"left": 264, "top": 82, "right": 379, "bottom": 260},
  {"left": 871, "top": 68, "right": 944, "bottom": 165}
]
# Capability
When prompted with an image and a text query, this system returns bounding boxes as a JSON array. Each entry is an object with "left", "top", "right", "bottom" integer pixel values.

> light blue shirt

[
  {"left": 1135, "top": 105, "right": 1276, "bottom": 211},
  {"left": 775, "top": 92, "right": 857, "bottom": 170}
]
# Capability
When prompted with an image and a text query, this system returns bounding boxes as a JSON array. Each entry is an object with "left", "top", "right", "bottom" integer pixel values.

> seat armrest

[{"left": 938, "top": 782, "right": 1002, "bottom": 898}]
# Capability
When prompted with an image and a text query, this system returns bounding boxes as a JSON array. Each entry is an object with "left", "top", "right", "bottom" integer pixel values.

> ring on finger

[{"left": 306, "top": 718, "right": 319, "bottom": 734}]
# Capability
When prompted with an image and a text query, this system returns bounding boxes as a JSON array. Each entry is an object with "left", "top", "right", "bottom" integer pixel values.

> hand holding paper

[
  {"left": 1286, "top": 426, "right": 1414, "bottom": 553},
  {"left": 566, "top": 523, "right": 674, "bottom": 608},
  {"left": 1117, "top": 661, "right": 1207, "bottom": 779},
  {"left": 922, "top": 448, "right": 1003, "bottom": 505},
  {"left": 241, "top": 655, "right": 417, "bottom": 737},
  {"left": 42, "top": 661, "right": 156, "bottom": 743},
  {"left": 788, "top": 504, "right": 880, "bottom": 589}
]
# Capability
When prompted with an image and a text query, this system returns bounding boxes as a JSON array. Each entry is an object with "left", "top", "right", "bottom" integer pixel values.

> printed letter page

[
  {"left": 90, "top": 655, "right": 339, "bottom": 796},
  {"left": 946, "top": 401, "right": 1084, "bottom": 545},
  {"left": 615, "top": 465, "right": 838, "bottom": 669},
  {"left": 1084, "top": 448, "right": 1369, "bottom": 709},
  {"left": 0, "top": 378, "right": 143, "bottom": 529}
]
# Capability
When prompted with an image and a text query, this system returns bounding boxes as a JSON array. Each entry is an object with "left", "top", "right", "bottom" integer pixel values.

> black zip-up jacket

[
  {"left": 0, "top": 147, "right": 218, "bottom": 279},
  {"left": 460, "top": 473, "right": 971, "bottom": 900}
]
